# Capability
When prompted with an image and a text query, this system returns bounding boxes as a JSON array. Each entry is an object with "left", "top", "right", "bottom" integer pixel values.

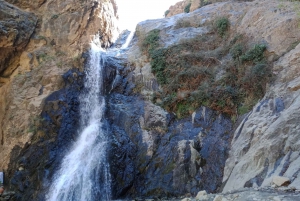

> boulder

[
  {"left": 272, "top": 176, "right": 291, "bottom": 187},
  {"left": 196, "top": 190, "right": 208, "bottom": 200},
  {"left": 213, "top": 195, "right": 224, "bottom": 201}
]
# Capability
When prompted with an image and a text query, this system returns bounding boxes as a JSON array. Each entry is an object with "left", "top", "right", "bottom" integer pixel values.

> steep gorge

[{"left": 1, "top": 0, "right": 300, "bottom": 200}]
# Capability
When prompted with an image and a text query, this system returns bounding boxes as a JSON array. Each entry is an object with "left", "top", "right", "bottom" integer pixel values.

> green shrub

[
  {"left": 150, "top": 48, "right": 167, "bottom": 84},
  {"left": 215, "top": 17, "right": 230, "bottom": 37},
  {"left": 164, "top": 10, "right": 170, "bottom": 17},
  {"left": 184, "top": 3, "right": 192, "bottom": 13},
  {"left": 240, "top": 44, "right": 266, "bottom": 63},
  {"left": 141, "top": 26, "right": 271, "bottom": 119},
  {"left": 230, "top": 44, "right": 243, "bottom": 60},
  {"left": 141, "top": 29, "right": 160, "bottom": 55},
  {"left": 51, "top": 14, "right": 59, "bottom": 19},
  {"left": 174, "top": 18, "right": 192, "bottom": 29},
  {"left": 200, "top": 0, "right": 211, "bottom": 7},
  {"left": 176, "top": 102, "right": 194, "bottom": 118}
]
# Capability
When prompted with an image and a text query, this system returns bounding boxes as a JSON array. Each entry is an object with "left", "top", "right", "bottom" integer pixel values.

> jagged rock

[
  {"left": 165, "top": 0, "right": 240, "bottom": 17},
  {"left": 108, "top": 83, "right": 233, "bottom": 197},
  {"left": 0, "top": 0, "right": 37, "bottom": 75},
  {"left": 213, "top": 195, "right": 224, "bottom": 201},
  {"left": 273, "top": 176, "right": 291, "bottom": 187},
  {"left": 222, "top": 43, "right": 300, "bottom": 192},
  {"left": 196, "top": 190, "right": 208, "bottom": 200}
]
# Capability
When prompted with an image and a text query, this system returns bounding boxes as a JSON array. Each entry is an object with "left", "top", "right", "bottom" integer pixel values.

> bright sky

[{"left": 116, "top": 0, "right": 180, "bottom": 31}]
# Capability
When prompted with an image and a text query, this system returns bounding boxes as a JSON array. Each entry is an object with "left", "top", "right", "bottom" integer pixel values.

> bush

[
  {"left": 141, "top": 29, "right": 160, "bottom": 55},
  {"left": 240, "top": 44, "right": 266, "bottom": 63},
  {"left": 150, "top": 48, "right": 167, "bottom": 84},
  {"left": 174, "top": 18, "right": 192, "bottom": 29},
  {"left": 215, "top": 17, "right": 230, "bottom": 37},
  {"left": 230, "top": 44, "right": 243, "bottom": 60},
  {"left": 164, "top": 10, "right": 170, "bottom": 17},
  {"left": 200, "top": 0, "right": 211, "bottom": 7},
  {"left": 141, "top": 26, "right": 271, "bottom": 119},
  {"left": 184, "top": 3, "right": 192, "bottom": 13}
]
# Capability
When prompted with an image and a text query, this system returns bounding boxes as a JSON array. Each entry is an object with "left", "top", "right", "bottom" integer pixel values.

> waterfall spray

[{"left": 46, "top": 42, "right": 111, "bottom": 201}]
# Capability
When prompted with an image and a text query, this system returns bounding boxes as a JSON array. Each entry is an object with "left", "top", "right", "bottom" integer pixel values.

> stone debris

[{"left": 176, "top": 188, "right": 300, "bottom": 201}]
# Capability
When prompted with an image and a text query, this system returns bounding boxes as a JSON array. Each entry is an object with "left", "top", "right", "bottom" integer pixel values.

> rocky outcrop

[
  {"left": 165, "top": 0, "right": 231, "bottom": 17},
  {"left": 125, "top": 0, "right": 300, "bottom": 197},
  {"left": 108, "top": 93, "right": 233, "bottom": 197},
  {"left": 0, "top": 0, "right": 37, "bottom": 76},
  {"left": 222, "top": 42, "right": 300, "bottom": 192},
  {"left": 0, "top": 0, "right": 118, "bottom": 175}
]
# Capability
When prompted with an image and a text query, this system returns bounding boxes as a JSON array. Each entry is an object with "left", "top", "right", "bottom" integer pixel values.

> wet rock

[
  {"left": 108, "top": 85, "right": 233, "bottom": 198},
  {"left": 7, "top": 68, "right": 84, "bottom": 201}
]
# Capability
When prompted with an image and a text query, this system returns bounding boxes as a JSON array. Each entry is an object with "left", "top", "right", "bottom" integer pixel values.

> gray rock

[
  {"left": 196, "top": 190, "right": 208, "bottom": 200},
  {"left": 213, "top": 195, "right": 224, "bottom": 201}
]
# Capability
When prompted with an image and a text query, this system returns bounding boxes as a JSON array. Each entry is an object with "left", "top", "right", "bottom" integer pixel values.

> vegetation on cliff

[{"left": 139, "top": 17, "right": 272, "bottom": 118}]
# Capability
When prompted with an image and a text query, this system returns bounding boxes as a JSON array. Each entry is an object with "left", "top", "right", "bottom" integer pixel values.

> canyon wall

[
  {"left": 0, "top": 0, "right": 118, "bottom": 178},
  {"left": 2, "top": 0, "right": 300, "bottom": 200},
  {"left": 124, "top": 0, "right": 300, "bottom": 197}
]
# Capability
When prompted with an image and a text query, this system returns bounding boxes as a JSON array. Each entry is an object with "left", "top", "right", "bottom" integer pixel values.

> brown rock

[
  {"left": 0, "top": 0, "right": 37, "bottom": 75},
  {"left": 273, "top": 176, "right": 291, "bottom": 187},
  {"left": 0, "top": 0, "right": 119, "bottom": 172}
]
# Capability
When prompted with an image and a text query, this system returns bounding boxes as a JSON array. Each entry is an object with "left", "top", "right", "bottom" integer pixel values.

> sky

[{"left": 116, "top": 0, "right": 180, "bottom": 31}]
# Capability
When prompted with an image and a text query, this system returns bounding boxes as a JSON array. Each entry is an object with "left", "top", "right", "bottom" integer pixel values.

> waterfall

[
  {"left": 121, "top": 31, "right": 134, "bottom": 49},
  {"left": 46, "top": 42, "right": 111, "bottom": 201}
]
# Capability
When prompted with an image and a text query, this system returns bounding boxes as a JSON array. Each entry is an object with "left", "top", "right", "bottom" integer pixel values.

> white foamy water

[
  {"left": 121, "top": 31, "right": 134, "bottom": 49},
  {"left": 46, "top": 42, "right": 111, "bottom": 201}
]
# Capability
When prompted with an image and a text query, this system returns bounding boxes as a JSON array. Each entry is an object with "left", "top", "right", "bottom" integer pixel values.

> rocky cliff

[
  {"left": 123, "top": 0, "right": 300, "bottom": 198},
  {"left": 2, "top": 0, "right": 300, "bottom": 200},
  {"left": 0, "top": 0, "right": 118, "bottom": 184},
  {"left": 165, "top": 0, "right": 230, "bottom": 17}
]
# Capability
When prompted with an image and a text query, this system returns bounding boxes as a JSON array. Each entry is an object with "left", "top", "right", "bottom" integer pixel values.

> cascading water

[{"left": 46, "top": 41, "right": 111, "bottom": 201}]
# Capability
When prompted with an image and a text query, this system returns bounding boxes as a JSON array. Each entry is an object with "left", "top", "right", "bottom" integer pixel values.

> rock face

[
  {"left": 0, "top": 0, "right": 118, "bottom": 176},
  {"left": 5, "top": 54, "right": 120, "bottom": 200},
  {"left": 223, "top": 42, "right": 300, "bottom": 192},
  {"left": 0, "top": 0, "right": 37, "bottom": 75},
  {"left": 108, "top": 94, "right": 233, "bottom": 197},
  {"left": 125, "top": 0, "right": 300, "bottom": 194},
  {"left": 3, "top": 0, "right": 300, "bottom": 200},
  {"left": 165, "top": 0, "right": 231, "bottom": 17},
  {"left": 7, "top": 68, "right": 84, "bottom": 201}
]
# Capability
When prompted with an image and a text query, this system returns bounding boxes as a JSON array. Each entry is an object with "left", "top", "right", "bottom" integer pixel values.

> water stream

[{"left": 46, "top": 42, "right": 111, "bottom": 201}]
